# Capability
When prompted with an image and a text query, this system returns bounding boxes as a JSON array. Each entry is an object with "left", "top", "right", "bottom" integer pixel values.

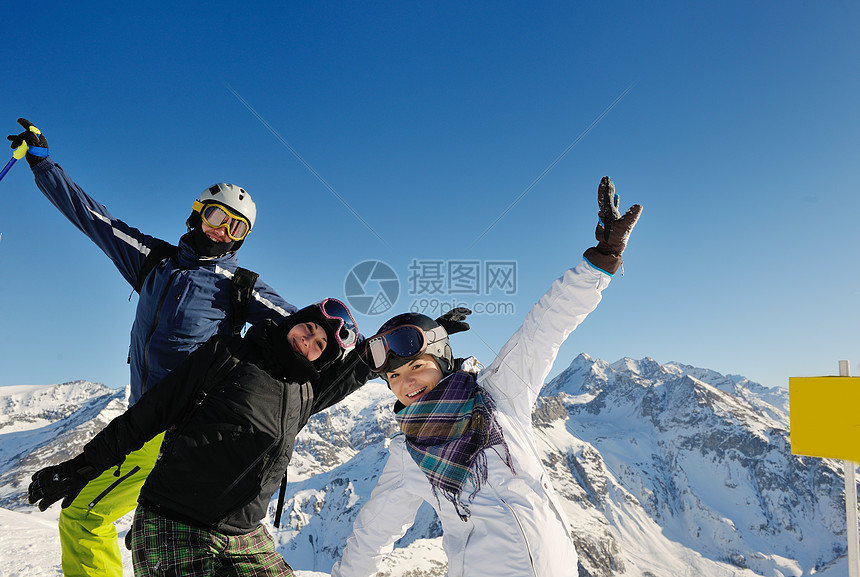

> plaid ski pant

[{"left": 130, "top": 506, "right": 295, "bottom": 576}]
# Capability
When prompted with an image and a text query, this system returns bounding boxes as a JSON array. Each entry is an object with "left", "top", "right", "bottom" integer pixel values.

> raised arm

[
  {"left": 9, "top": 118, "right": 157, "bottom": 288},
  {"left": 479, "top": 177, "right": 642, "bottom": 419},
  {"left": 310, "top": 347, "right": 373, "bottom": 414}
]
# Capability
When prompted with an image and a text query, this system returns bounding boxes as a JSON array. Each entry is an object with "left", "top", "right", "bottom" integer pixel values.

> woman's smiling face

[
  {"left": 386, "top": 354, "right": 443, "bottom": 407},
  {"left": 286, "top": 321, "right": 328, "bottom": 361}
]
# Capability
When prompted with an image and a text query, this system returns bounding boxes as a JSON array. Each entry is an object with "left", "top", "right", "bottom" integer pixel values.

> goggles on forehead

[
  {"left": 365, "top": 324, "right": 448, "bottom": 373},
  {"left": 194, "top": 201, "right": 251, "bottom": 241},
  {"left": 318, "top": 298, "right": 359, "bottom": 349}
]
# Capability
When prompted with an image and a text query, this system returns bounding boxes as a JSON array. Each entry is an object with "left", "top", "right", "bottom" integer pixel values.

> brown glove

[{"left": 583, "top": 176, "right": 642, "bottom": 275}]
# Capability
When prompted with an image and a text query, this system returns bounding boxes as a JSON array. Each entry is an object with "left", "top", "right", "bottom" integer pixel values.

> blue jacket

[{"left": 32, "top": 158, "right": 296, "bottom": 404}]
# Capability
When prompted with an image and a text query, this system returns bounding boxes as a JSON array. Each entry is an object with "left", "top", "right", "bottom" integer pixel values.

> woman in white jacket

[{"left": 332, "top": 177, "right": 642, "bottom": 577}]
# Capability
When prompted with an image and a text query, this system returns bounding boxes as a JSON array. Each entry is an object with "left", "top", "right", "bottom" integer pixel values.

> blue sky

[{"left": 1, "top": 1, "right": 857, "bottom": 391}]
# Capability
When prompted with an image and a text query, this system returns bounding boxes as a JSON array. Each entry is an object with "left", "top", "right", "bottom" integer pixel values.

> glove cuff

[
  {"left": 26, "top": 148, "right": 48, "bottom": 168},
  {"left": 583, "top": 246, "right": 621, "bottom": 276},
  {"left": 68, "top": 453, "right": 99, "bottom": 478}
]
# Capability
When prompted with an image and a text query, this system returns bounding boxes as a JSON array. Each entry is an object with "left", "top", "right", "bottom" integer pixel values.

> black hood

[
  {"left": 244, "top": 304, "right": 345, "bottom": 381},
  {"left": 276, "top": 304, "right": 345, "bottom": 371},
  {"left": 243, "top": 321, "right": 320, "bottom": 385}
]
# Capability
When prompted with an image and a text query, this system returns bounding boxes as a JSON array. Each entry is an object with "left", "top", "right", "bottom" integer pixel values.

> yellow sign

[{"left": 790, "top": 376, "right": 860, "bottom": 462}]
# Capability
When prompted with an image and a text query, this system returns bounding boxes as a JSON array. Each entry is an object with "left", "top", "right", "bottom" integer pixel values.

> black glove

[
  {"left": 583, "top": 176, "right": 642, "bottom": 275},
  {"left": 436, "top": 307, "right": 472, "bottom": 335},
  {"left": 7, "top": 118, "right": 49, "bottom": 168},
  {"left": 28, "top": 454, "right": 101, "bottom": 511}
]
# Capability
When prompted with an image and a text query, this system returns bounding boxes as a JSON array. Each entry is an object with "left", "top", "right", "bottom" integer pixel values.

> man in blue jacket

[{"left": 8, "top": 118, "right": 297, "bottom": 577}]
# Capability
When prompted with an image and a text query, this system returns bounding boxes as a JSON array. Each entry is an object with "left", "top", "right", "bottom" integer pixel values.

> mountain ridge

[{"left": 0, "top": 356, "right": 850, "bottom": 576}]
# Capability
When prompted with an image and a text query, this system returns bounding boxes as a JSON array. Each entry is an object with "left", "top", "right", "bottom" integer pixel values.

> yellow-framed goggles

[{"left": 193, "top": 201, "right": 251, "bottom": 241}]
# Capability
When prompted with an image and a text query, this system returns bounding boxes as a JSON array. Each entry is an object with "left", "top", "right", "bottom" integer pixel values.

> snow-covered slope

[
  {"left": 0, "top": 381, "right": 127, "bottom": 509},
  {"left": 0, "top": 357, "right": 853, "bottom": 577}
]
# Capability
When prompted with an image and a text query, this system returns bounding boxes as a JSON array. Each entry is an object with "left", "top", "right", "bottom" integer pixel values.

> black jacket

[{"left": 82, "top": 321, "right": 370, "bottom": 534}]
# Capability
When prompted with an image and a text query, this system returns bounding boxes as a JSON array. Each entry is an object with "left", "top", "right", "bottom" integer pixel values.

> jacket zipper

[
  {"left": 210, "top": 389, "right": 287, "bottom": 522},
  {"left": 87, "top": 466, "right": 142, "bottom": 511},
  {"left": 141, "top": 269, "right": 182, "bottom": 393},
  {"left": 498, "top": 496, "right": 538, "bottom": 577},
  {"left": 274, "top": 385, "right": 301, "bottom": 528},
  {"left": 215, "top": 436, "right": 282, "bottom": 502}
]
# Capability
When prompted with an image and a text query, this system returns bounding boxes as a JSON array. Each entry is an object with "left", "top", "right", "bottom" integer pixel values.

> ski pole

[{"left": 0, "top": 141, "right": 28, "bottom": 183}]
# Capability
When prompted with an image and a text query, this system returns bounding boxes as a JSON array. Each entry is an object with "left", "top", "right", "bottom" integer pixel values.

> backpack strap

[
  {"left": 273, "top": 380, "right": 314, "bottom": 529},
  {"left": 135, "top": 243, "right": 257, "bottom": 337},
  {"left": 230, "top": 267, "right": 259, "bottom": 335},
  {"left": 273, "top": 471, "right": 290, "bottom": 529},
  {"left": 135, "top": 242, "right": 178, "bottom": 294}
]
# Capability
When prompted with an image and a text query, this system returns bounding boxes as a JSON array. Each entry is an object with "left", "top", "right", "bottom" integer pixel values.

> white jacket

[{"left": 332, "top": 260, "right": 611, "bottom": 577}]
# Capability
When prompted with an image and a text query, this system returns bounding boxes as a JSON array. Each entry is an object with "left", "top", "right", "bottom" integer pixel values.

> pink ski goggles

[{"left": 317, "top": 298, "right": 359, "bottom": 349}]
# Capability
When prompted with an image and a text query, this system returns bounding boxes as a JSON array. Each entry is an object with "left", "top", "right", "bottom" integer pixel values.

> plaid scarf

[{"left": 396, "top": 371, "right": 515, "bottom": 520}]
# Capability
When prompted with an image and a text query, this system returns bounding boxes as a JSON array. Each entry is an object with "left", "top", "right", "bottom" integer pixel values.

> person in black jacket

[
  {"left": 8, "top": 118, "right": 297, "bottom": 577},
  {"left": 28, "top": 298, "right": 370, "bottom": 577}
]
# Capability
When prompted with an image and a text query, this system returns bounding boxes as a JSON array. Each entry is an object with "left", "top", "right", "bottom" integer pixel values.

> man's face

[
  {"left": 386, "top": 354, "right": 443, "bottom": 407},
  {"left": 200, "top": 221, "right": 231, "bottom": 244},
  {"left": 286, "top": 322, "right": 328, "bottom": 362}
]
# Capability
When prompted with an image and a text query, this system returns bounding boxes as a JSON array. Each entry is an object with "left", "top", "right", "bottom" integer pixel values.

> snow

[
  {"left": 0, "top": 507, "right": 65, "bottom": 577},
  {"left": 0, "top": 507, "right": 334, "bottom": 577},
  {"left": 1, "top": 359, "right": 857, "bottom": 576},
  {"left": 0, "top": 508, "right": 135, "bottom": 577}
]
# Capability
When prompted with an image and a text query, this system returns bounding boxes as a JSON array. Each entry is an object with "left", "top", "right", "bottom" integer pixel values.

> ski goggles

[
  {"left": 365, "top": 324, "right": 448, "bottom": 373},
  {"left": 318, "top": 298, "right": 359, "bottom": 349},
  {"left": 193, "top": 201, "right": 251, "bottom": 241}
]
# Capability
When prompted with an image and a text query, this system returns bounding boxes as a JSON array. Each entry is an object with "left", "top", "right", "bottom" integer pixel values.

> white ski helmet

[{"left": 192, "top": 183, "right": 257, "bottom": 230}]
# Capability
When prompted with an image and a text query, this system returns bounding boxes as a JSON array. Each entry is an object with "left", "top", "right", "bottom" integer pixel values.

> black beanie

[{"left": 276, "top": 304, "right": 345, "bottom": 371}]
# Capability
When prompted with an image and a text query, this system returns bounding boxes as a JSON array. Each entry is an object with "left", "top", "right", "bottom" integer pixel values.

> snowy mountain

[
  {"left": 0, "top": 382, "right": 128, "bottom": 509},
  {"left": 0, "top": 356, "right": 853, "bottom": 577}
]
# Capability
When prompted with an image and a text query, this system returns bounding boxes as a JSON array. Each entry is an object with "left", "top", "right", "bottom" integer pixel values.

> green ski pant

[{"left": 58, "top": 433, "right": 165, "bottom": 577}]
